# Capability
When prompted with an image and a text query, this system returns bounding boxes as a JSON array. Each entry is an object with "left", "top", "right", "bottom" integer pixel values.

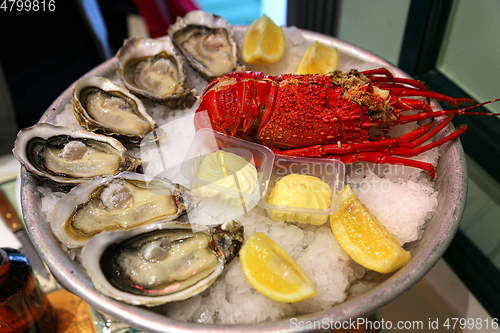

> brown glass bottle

[{"left": 0, "top": 248, "right": 57, "bottom": 333}]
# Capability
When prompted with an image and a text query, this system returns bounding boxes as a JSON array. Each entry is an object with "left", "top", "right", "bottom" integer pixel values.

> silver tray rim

[{"left": 20, "top": 28, "right": 466, "bottom": 332}]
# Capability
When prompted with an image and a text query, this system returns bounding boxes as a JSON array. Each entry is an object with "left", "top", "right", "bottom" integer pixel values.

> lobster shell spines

[{"left": 195, "top": 69, "right": 500, "bottom": 180}]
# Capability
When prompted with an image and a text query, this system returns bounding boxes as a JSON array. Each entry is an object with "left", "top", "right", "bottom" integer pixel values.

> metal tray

[{"left": 20, "top": 28, "right": 466, "bottom": 332}]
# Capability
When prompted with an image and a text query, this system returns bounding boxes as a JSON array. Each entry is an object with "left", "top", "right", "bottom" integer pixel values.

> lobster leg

[
  {"left": 397, "top": 115, "right": 454, "bottom": 148},
  {"left": 279, "top": 117, "right": 449, "bottom": 156},
  {"left": 330, "top": 120, "right": 462, "bottom": 156},
  {"left": 362, "top": 68, "right": 428, "bottom": 92},
  {"left": 389, "top": 88, "right": 475, "bottom": 107},
  {"left": 274, "top": 137, "right": 412, "bottom": 157},
  {"left": 396, "top": 122, "right": 434, "bottom": 144},
  {"left": 275, "top": 116, "right": 461, "bottom": 180},
  {"left": 362, "top": 68, "right": 475, "bottom": 107},
  {"left": 334, "top": 153, "right": 436, "bottom": 180},
  {"left": 398, "top": 98, "right": 500, "bottom": 123},
  {"left": 277, "top": 145, "right": 439, "bottom": 179},
  {"left": 346, "top": 124, "right": 465, "bottom": 180},
  {"left": 390, "top": 97, "right": 434, "bottom": 113},
  {"left": 384, "top": 126, "right": 467, "bottom": 158}
]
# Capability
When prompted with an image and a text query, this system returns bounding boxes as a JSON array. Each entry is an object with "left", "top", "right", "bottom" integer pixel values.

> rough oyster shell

[
  {"left": 81, "top": 220, "right": 243, "bottom": 306},
  {"left": 72, "top": 76, "right": 156, "bottom": 145},
  {"left": 116, "top": 37, "right": 197, "bottom": 108},
  {"left": 51, "top": 172, "right": 196, "bottom": 249},
  {"left": 168, "top": 10, "right": 243, "bottom": 81},
  {"left": 13, "top": 124, "right": 141, "bottom": 186}
]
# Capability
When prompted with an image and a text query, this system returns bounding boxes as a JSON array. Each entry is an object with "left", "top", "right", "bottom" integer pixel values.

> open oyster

[
  {"left": 73, "top": 76, "right": 156, "bottom": 145},
  {"left": 81, "top": 220, "right": 243, "bottom": 306},
  {"left": 13, "top": 124, "right": 140, "bottom": 186},
  {"left": 51, "top": 172, "right": 196, "bottom": 249},
  {"left": 116, "top": 37, "right": 196, "bottom": 108},
  {"left": 168, "top": 10, "right": 243, "bottom": 81}
]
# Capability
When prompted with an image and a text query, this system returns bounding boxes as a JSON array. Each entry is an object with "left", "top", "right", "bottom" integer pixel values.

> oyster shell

[
  {"left": 13, "top": 124, "right": 140, "bottom": 186},
  {"left": 73, "top": 76, "right": 156, "bottom": 144},
  {"left": 168, "top": 10, "right": 243, "bottom": 81},
  {"left": 81, "top": 220, "right": 243, "bottom": 306},
  {"left": 116, "top": 37, "right": 196, "bottom": 108},
  {"left": 51, "top": 172, "right": 196, "bottom": 249}
]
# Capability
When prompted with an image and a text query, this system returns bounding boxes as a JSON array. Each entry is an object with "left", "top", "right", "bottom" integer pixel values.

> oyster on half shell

[
  {"left": 168, "top": 10, "right": 243, "bottom": 81},
  {"left": 51, "top": 172, "right": 196, "bottom": 249},
  {"left": 82, "top": 220, "right": 243, "bottom": 306},
  {"left": 73, "top": 76, "right": 156, "bottom": 145},
  {"left": 116, "top": 37, "right": 196, "bottom": 108},
  {"left": 13, "top": 124, "right": 140, "bottom": 186}
]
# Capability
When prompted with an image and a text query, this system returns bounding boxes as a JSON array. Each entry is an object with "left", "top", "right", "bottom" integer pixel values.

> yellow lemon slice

[
  {"left": 330, "top": 185, "right": 411, "bottom": 274},
  {"left": 242, "top": 14, "right": 286, "bottom": 65},
  {"left": 297, "top": 41, "right": 339, "bottom": 74},
  {"left": 240, "top": 232, "right": 317, "bottom": 302}
]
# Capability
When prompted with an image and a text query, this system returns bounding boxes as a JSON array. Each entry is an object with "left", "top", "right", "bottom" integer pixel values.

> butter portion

[
  {"left": 267, "top": 174, "right": 331, "bottom": 225},
  {"left": 194, "top": 151, "right": 258, "bottom": 205}
]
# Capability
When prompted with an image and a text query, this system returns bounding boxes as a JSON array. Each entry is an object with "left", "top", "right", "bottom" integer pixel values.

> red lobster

[{"left": 194, "top": 69, "right": 499, "bottom": 180}]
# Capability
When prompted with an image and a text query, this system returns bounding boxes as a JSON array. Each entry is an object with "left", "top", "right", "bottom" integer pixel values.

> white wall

[
  {"left": 337, "top": 0, "right": 411, "bottom": 65},
  {"left": 437, "top": 0, "right": 500, "bottom": 113}
]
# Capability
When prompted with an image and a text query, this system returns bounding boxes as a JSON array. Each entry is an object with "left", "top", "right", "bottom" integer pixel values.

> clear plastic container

[
  {"left": 181, "top": 129, "right": 275, "bottom": 215},
  {"left": 258, "top": 156, "right": 345, "bottom": 225}
]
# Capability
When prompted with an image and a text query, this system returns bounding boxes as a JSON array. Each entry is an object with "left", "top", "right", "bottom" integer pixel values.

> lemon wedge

[
  {"left": 297, "top": 41, "right": 339, "bottom": 74},
  {"left": 240, "top": 232, "right": 317, "bottom": 302},
  {"left": 242, "top": 14, "right": 286, "bottom": 65},
  {"left": 329, "top": 185, "right": 411, "bottom": 274}
]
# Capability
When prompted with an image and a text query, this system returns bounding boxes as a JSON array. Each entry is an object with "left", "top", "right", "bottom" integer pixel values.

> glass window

[{"left": 437, "top": 0, "right": 500, "bottom": 114}]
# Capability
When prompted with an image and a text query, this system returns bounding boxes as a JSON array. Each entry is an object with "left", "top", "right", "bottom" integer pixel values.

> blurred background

[{"left": 0, "top": 0, "right": 499, "bottom": 325}]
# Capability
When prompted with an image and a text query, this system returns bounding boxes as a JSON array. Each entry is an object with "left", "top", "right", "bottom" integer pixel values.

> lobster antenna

[
  {"left": 397, "top": 97, "right": 500, "bottom": 124},
  {"left": 454, "top": 97, "right": 500, "bottom": 116}
]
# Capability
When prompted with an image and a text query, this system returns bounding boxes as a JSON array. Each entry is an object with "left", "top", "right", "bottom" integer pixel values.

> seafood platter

[{"left": 16, "top": 10, "right": 467, "bottom": 332}]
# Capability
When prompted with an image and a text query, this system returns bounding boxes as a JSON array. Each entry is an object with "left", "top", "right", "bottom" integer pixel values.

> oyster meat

[
  {"left": 116, "top": 37, "right": 196, "bottom": 108},
  {"left": 51, "top": 172, "right": 196, "bottom": 249},
  {"left": 73, "top": 76, "right": 156, "bottom": 144},
  {"left": 82, "top": 220, "right": 243, "bottom": 306},
  {"left": 168, "top": 10, "right": 243, "bottom": 81},
  {"left": 13, "top": 124, "right": 140, "bottom": 186}
]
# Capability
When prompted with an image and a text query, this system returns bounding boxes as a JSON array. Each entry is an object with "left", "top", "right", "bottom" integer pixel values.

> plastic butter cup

[
  {"left": 192, "top": 150, "right": 258, "bottom": 206},
  {"left": 258, "top": 156, "right": 345, "bottom": 225},
  {"left": 181, "top": 129, "right": 275, "bottom": 219}
]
